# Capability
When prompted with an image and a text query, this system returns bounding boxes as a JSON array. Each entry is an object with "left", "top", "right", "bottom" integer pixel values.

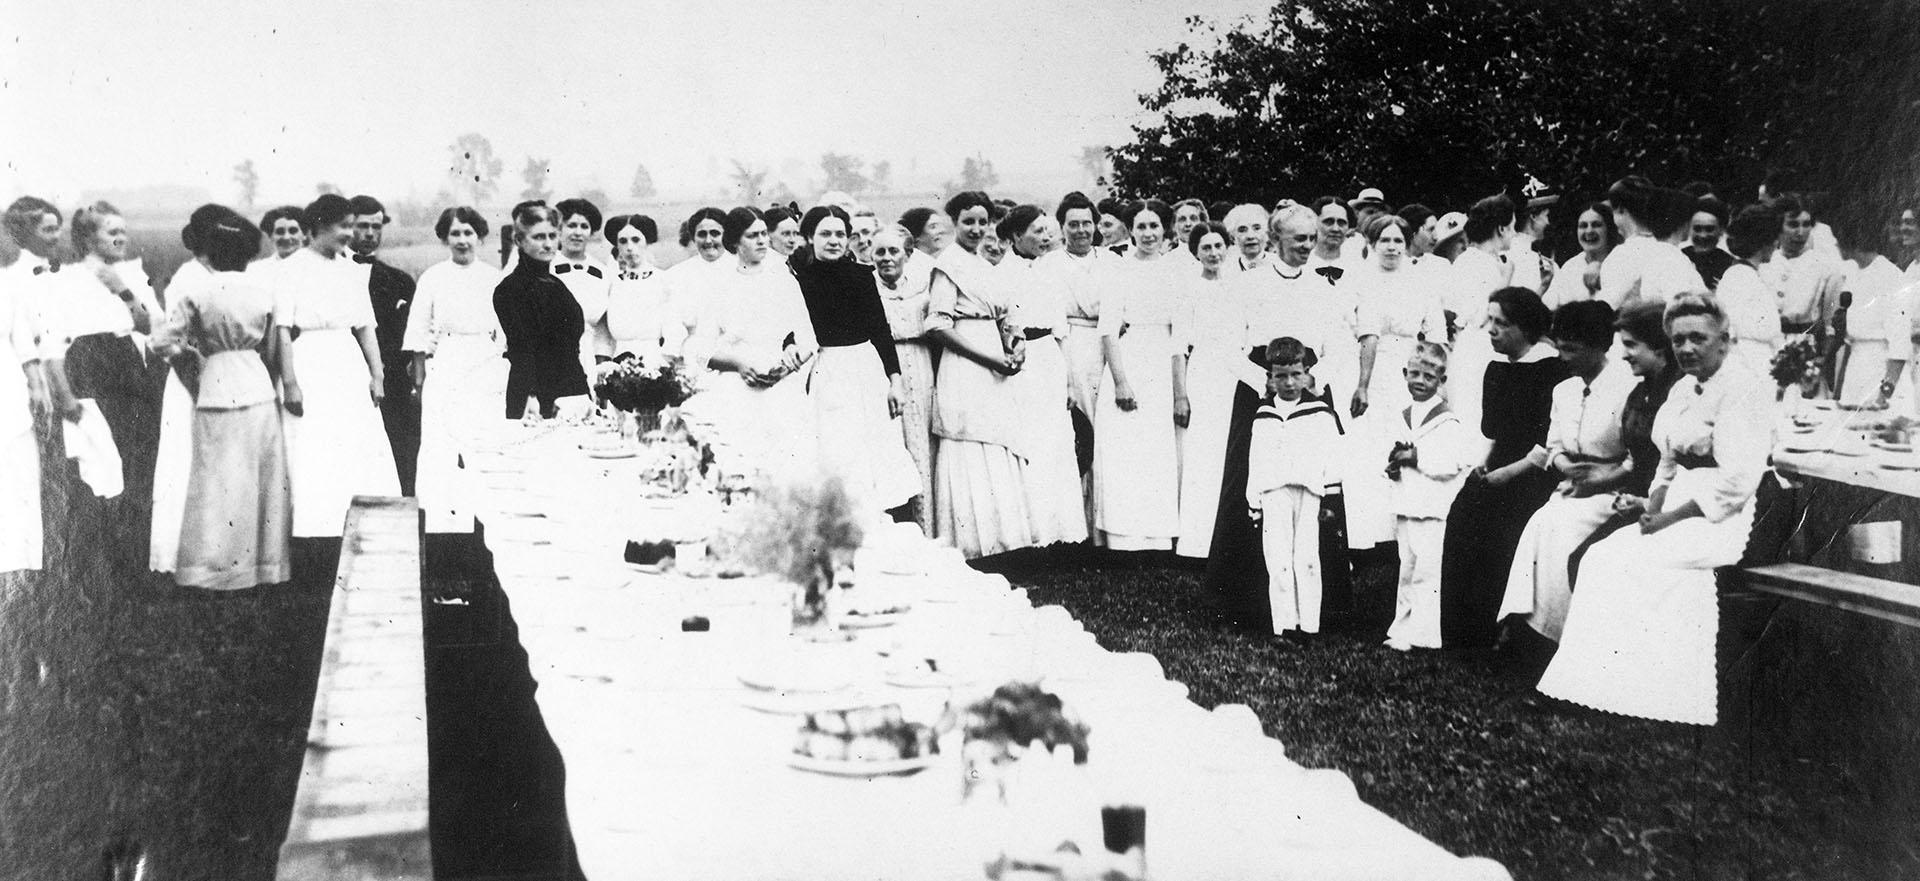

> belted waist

[
  {"left": 1561, "top": 451, "right": 1626, "bottom": 465},
  {"left": 1021, "top": 327, "right": 1053, "bottom": 341},
  {"left": 1672, "top": 451, "right": 1719, "bottom": 470},
  {"left": 1066, "top": 316, "right": 1099, "bottom": 328}
]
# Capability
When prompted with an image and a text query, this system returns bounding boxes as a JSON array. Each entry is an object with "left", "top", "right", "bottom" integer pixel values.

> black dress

[
  {"left": 1438, "top": 346, "right": 1570, "bottom": 648},
  {"left": 493, "top": 257, "right": 587, "bottom": 419},
  {"left": 1565, "top": 366, "right": 1682, "bottom": 587}
]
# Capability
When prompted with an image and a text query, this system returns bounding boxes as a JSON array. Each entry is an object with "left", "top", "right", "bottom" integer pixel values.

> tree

[
  {"left": 945, "top": 154, "right": 1000, "bottom": 194},
  {"left": 232, "top": 159, "right": 259, "bottom": 209},
  {"left": 1111, "top": 0, "right": 1920, "bottom": 213},
  {"left": 729, "top": 159, "right": 770, "bottom": 205},
  {"left": 630, "top": 163, "right": 657, "bottom": 201},
  {"left": 521, "top": 157, "right": 552, "bottom": 202},
  {"left": 447, "top": 133, "right": 504, "bottom": 207},
  {"left": 819, "top": 153, "right": 871, "bottom": 196},
  {"left": 870, "top": 160, "right": 893, "bottom": 195},
  {"left": 315, "top": 182, "right": 342, "bottom": 196}
]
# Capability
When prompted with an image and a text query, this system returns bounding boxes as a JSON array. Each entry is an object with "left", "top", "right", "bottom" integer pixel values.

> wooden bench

[
  {"left": 1739, "top": 562, "right": 1920, "bottom": 629},
  {"left": 275, "top": 496, "right": 432, "bottom": 881}
]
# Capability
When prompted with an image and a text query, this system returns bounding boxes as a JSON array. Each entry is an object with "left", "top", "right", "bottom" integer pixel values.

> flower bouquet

[
  {"left": 714, "top": 475, "right": 865, "bottom": 637},
  {"left": 593, "top": 353, "right": 694, "bottom": 435},
  {"left": 1769, "top": 337, "right": 1824, "bottom": 400}
]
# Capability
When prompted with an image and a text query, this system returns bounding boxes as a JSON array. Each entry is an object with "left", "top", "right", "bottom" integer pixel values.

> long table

[{"left": 453, "top": 421, "right": 1507, "bottom": 881}]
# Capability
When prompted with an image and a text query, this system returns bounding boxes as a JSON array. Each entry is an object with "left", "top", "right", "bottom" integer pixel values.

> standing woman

[
  {"left": 0, "top": 243, "right": 45, "bottom": 573},
  {"left": 1098, "top": 198, "right": 1132, "bottom": 257},
  {"left": 766, "top": 205, "right": 804, "bottom": 260},
  {"left": 493, "top": 203, "right": 588, "bottom": 420},
  {"left": 1539, "top": 294, "right": 1773, "bottom": 724},
  {"left": 790, "top": 205, "right": 920, "bottom": 516},
  {"left": 1348, "top": 215, "right": 1448, "bottom": 550},
  {"left": 552, "top": 197, "right": 612, "bottom": 374},
  {"left": 1036, "top": 193, "right": 1108, "bottom": 530},
  {"left": 1223, "top": 204, "right": 1270, "bottom": 273},
  {"left": 1438, "top": 287, "right": 1569, "bottom": 648},
  {"left": 925, "top": 191, "right": 1035, "bottom": 555},
  {"left": 1094, "top": 198, "right": 1183, "bottom": 551},
  {"left": 275, "top": 194, "right": 400, "bottom": 541},
  {"left": 260, "top": 206, "right": 308, "bottom": 261},
  {"left": 404, "top": 206, "right": 505, "bottom": 532},
  {"left": 692, "top": 207, "right": 818, "bottom": 470},
  {"left": 1598, "top": 176, "right": 1702, "bottom": 311},
  {"left": 1542, "top": 203, "right": 1620, "bottom": 311},
  {"left": 1175, "top": 221, "right": 1246, "bottom": 558},
  {"left": 872, "top": 225, "right": 936, "bottom": 530},
  {"left": 155, "top": 213, "right": 291, "bottom": 589},
  {"left": 602, "top": 214, "right": 674, "bottom": 361},
  {"left": 1002, "top": 206, "right": 1087, "bottom": 546},
  {"left": 663, "top": 207, "right": 731, "bottom": 355},
  {"left": 50, "top": 202, "right": 166, "bottom": 571}
]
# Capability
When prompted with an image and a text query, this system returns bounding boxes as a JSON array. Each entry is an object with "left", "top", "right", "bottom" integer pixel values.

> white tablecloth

[{"left": 457, "top": 422, "right": 1507, "bottom": 880}]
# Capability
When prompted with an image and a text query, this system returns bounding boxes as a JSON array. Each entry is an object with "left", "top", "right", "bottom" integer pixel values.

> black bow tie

[
  {"left": 1314, "top": 266, "right": 1343, "bottom": 283},
  {"left": 351, "top": 253, "right": 375, "bottom": 265}
]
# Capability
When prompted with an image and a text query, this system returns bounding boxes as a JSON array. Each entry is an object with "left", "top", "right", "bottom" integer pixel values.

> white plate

[
  {"left": 1875, "top": 442, "right": 1914, "bottom": 453},
  {"left": 1880, "top": 460, "right": 1920, "bottom": 471},
  {"left": 737, "top": 661, "right": 856, "bottom": 693},
  {"left": 1779, "top": 444, "right": 1823, "bottom": 454},
  {"left": 841, "top": 609, "right": 910, "bottom": 629},
  {"left": 739, "top": 689, "right": 870, "bottom": 715},
  {"left": 586, "top": 448, "right": 637, "bottom": 460},
  {"left": 787, "top": 752, "right": 934, "bottom": 777}
]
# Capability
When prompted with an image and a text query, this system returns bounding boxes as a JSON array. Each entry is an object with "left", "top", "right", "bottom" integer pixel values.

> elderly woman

[
  {"left": 1175, "top": 221, "right": 1243, "bottom": 558},
  {"left": 1002, "top": 206, "right": 1087, "bottom": 546},
  {"left": 873, "top": 224, "right": 936, "bottom": 529},
  {"left": 602, "top": 214, "right": 674, "bottom": 361},
  {"left": 1223, "top": 203, "right": 1270, "bottom": 273},
  {"left": 926, "top": 191, "right": 1035, "bottom": 554},
  {"left": 1542, "top": 202, "right": 1621, "bottom": 311},
  {"left": 493, "top": 202, "right": 588, "bottom": 420},
  {"left": 154, "top": 212, "right": 292, "bottom": 589},
  {"left": 1438, "top": 287, "right": 1570, "bottom": 648},
  {"left": 1599, "top": 177, "right": 1704, "bottom": 311},
  {"left": 1539, "top": 294, "right": 1773, "bottom": 724},
  {"left": 403, "top": 206, "right": 504, "bottom": 531},
  {"left": 276, "top": 194, "right": 400, "bottom": 540},
  {"left": 1094, "top": 198, "right": 1184, "bottom": 551},
  {"left": 1495, "top": 301, "right": 1637, "bottom": 643},
  {"left": 791, "top": 205, "right": 919, "bottom": 516}
]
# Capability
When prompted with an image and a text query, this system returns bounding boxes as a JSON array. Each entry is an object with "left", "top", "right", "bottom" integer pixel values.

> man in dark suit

[{"left": 349, "top": 195, "right": 420, "bottom": 495}]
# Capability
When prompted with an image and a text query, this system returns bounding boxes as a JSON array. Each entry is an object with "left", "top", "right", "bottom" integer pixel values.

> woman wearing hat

[{"left": 405, "top": 206, "right": 505, "bottom": 531}]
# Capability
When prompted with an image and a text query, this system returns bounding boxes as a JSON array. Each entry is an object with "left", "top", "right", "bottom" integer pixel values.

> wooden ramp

[{"left": 276, "top": 496, "right": 431, "bottom": 881}]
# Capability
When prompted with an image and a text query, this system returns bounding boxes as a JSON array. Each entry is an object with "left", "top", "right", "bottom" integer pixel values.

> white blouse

[
  {"left": 1543, "top": 252, "right": 1604, "bottom": 311},
  {"left": 1527, "top": 358, "right": 1637, "bottom": 474},
  {"left": 1354, "top": 264, "right": 1447, "bottom": 342},
  {"left": 273, "top": 248, "right": 374, "bottom": 331},
  {"left": 1841, "top": 255, "right": 1912, "bottom": 344},
  {"left": 1599, "top": 237, "right": 1699, "bottom": 310},
  {"left": 605, "top": 264, "right": 676, "bottom": 358},
  {"left": 1653, "top": 365, "right": 1774, "bottom": 523},
  {"left": 403, "top": 259, "right": 502, "bottom": 354},
  {"left": 1715, "top": 263, "right": 1782, "bottom": 350}
]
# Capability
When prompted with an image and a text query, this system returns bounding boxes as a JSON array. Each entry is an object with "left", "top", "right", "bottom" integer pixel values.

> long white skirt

[
  {"left": 1094, "top": 325, "right": 1179, "bottom": 550},
  {"left": 284, "top": 329, "right": 400, "bottom": 538},
  {"left": 1175, "top": 345, "right": 1239, "bottom": 558},
  {"left": 1537, "top": 468, "right": 1749, "bottom": 725},
  {"left": 1497, "top": 490, "right": 1617, "bottom": 642},
  {"left": 1012, "top": 337, "right": 1087, "bottom": 546},
  {"left": 0, "top": 426, "right": 40, "bottom": 572},
  {"left": 148, "top": 371, "right": 193, "bottom": 572},
  {"left": 811, "top": 344, "right": 919, "bottom": 514},
  {"left": 1344, "top": 334, "right": 1420, "bottom": 550},
  {"left": 416, "top": 334, "right": 510, "bottom": 533},
  {"left": 894, "top": 340, "right": 937, "bottom": 531}
]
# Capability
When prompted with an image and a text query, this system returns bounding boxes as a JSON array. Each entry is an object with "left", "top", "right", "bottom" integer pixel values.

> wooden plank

[
  {"left": 1741, "top": 563, "right": 1920, "bottom": 629},
  {"left": 276, "top": 497, "right": 432, "bottom": 881}
]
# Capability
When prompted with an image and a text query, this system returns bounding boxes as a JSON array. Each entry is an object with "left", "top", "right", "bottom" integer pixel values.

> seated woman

[
  {"left": 1496, "top": 300, "right": 1637, "bottom": 643},
  {"left": 1538, "top": 293, "right": 1774, "bottom": 725}
]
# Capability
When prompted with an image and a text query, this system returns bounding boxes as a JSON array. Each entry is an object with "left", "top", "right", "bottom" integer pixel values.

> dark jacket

[{"left": 493, "top": 256, "right": 587, "bottom": 417}]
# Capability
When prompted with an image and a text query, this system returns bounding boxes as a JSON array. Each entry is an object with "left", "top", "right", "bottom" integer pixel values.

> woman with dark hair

[
  {"left": 601, "top": 213, "right": 671, "bottom": 361},
  {"left": 404, "top": 206, "right": 504, "bottom": 531},
  {"left": 1447, "top": 194, "right": 1517, "bottom": 426},
  {"left": 1542, "top": 202, "right": 1620, "bottom": 310},
  {"left": 1093, "top": 197, "right": 1183, "bottom": 551},
  {"left": 550, "top": 197, "right": 612, "bottom": 374},
  {"left": 1038, "top": 192, "right": 1109, "bottom": 526},
  {"left": 260, "top": 205, "right": 307, "bottom": 261},
  {"left": 1599, "top": 176, "right": 1704, "bottom": 310},
  {"left": 926, "top": 192, "right": 1034, "bottom": 554},
  {"left": 791, "top": 204, "right": 919, "bottom": 515},
  {"left": 765, "top": 204, "right": 803, "bottom": 258},
  {"left": 1438, "top": 287, "right": 1570, "bottom": 647},
  {"left": 0, "top": 200, "right": 54, "bottom": 571},
  {"left": 153, "top": 212, "right": 291, "bottom": 588},
  {"left": 493, "top": 202, "right": 588, "bottom": 420},
  {"left": 1683, "top": 196, "right": 1736, "bottom": 291},
  {"left": 1346, "top": 213, "right": 1447, "bottom": 551},
  {"left": 899, "top": 207, "right": 952, "bottom": 261},
  {"left": 1895, "top": 204, "right": 1919, "bottom": 274},
  {"left": 663, "top": 206, "right": 731, "bottom": 351},
  {"left": 1540, "top": 293, "right": 1773, "bottom": 724},
  {"left": 1716, "top": 203, "right": 1788, "bottom": 379},
  {"left": 275, "top": 193, "right": 400, "bottom": 540},
  {"left": 1097, "top": 197, "right": 1131, "bottom": 257},
  {"left": 152, "top": 204, "right": 250, "bottom": 575},
  {"left": 1496, "top": 300, "right": 1637, "bottom": 643},
  {"left": 1002, "top": 206, "right": 1088, "bottom": 545},
  {"left": 1174, "top": 220, "right": 1241, "bottom": 557}
]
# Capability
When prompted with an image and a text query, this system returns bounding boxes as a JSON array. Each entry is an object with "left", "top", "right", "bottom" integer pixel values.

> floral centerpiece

[
  {"left": 592, "top": 353, "right": 694, "bottom": 435},
  {"left": 1769, "top": 337, "right": 1824, "bottom": 400},
  {"left": 715, "top": 475, "right": 865, "bottom": 636}
]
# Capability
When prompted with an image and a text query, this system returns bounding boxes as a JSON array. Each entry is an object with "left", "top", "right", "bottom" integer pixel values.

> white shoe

[{"left": 1383, "top": 638, "right": 1412, "bottom": 652}]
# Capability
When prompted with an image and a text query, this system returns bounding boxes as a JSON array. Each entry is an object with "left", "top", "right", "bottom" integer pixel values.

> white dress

[
  {"left": 275, "top": 248, "right": 401, "bottom": 538},
  {"left": 0, "top": 271, "right": 42, "bottom": 572},
  {"left": 1717, "top": 263, "right": 1783, "bottom": 381},
  {"left": 929, "top": 246, "right": 1036, "bottom": 557},
  {"left": 1174, "top": 270, "right": 1246, "bottom": 558},
  {"left": 1347, "top": 264, "right": 1449, "bottom": 549},
  {"left": 149, "top": 258, "right": 209, "bottom": 572},
  {"left": 1003, "top": 256, "right": 1088, "bottom": 546},
  {"left": 1599, "top": 236, "right": 1703, "bottom": 311},
  {"left": 1496, "top": 359, "right": 1638, "bottom": 641},
  {"left": 1837, "top": 256, "right": 1913, "bottom": 406},
  {"left": 552, "top": 255, "right": 612, "bottom": 375},
  {"left": 605, "top": 263, "right": 676, "bottom": 362},
  {"left": 1538, "top": 365, "right": 1774, "bottom": 724},
  {"left": 1543, "top": 252, "right": 1604, "bottom": 311},
  {"left": 403, "top": 258, "right": 506, "bottom": 532},
  {"left": 691, "top": 259, "right": 819, "bottom": 478},
  {"left": 1447, "top": 247, "right": 1506, "bottom": 433},
  {"left": 1093, "top": 254, "right": 1183, "bottom": 550}
]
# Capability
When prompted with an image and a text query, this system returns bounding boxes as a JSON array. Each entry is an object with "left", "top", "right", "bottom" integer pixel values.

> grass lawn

[{"left": 980, "top": 545, "right": 1919, "bottom": 881}]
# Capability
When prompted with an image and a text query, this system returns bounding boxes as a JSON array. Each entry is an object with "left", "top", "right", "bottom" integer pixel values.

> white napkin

[{"left": 63, "top": 400, "right": 123, "bottom": 498}]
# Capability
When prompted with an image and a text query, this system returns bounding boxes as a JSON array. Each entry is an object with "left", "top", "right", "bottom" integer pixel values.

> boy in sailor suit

[
  {"left": 1247, "top": 337, "right": 1342, "bottom": 636},
  {"left": 1385, "top": 342, "right": 1476, "bottom": 650}
]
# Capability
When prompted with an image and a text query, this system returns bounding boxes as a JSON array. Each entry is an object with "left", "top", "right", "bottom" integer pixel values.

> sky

[{"left": 1, "top": 0, "right": 1271, "bottom": 211}]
